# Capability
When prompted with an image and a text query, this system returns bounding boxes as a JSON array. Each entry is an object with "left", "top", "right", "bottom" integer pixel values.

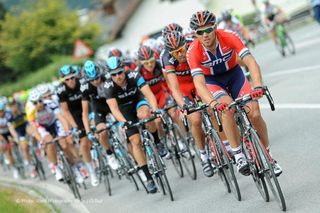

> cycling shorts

[
  {"left": 204, "top": 65, "right": 252, "bottom": 100},
  {"left": 71, "top": 111, "right": 86, "bottom": 138},
  {"left": 38, "top": 120, "right": 67, "bottom": 139}
]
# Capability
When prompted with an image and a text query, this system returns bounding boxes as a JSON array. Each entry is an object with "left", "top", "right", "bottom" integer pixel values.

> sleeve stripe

[
  {"left": 239, "top": 48, "right": 249, "bottom": 57},
  {"left": 240, "top": 51, "right": 251, "bottom": 60},
  {"left": 191, "top": 71, "right": 204, "bottom": 78},
  {"left": 166, "top": 69, "right": 175, "bottom": 74}
]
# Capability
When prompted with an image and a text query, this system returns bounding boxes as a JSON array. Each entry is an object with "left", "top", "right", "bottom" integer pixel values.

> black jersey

[
  {"left": 99, "top": 71, "right": 146, "bottom": 107},
  {"left": 81, "top": 76, "right": 110, "bottom": 113},
  {"left": 56, "top": 78, "right": 83, "bottom": 113}
]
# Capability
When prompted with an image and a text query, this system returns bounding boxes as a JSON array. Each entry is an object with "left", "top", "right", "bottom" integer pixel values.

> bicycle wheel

[
  {"left": 149, "top": 139, "right": 174, "bottom": 201},
  {"left": 12, "top": 144, "right": 26, "bottom": 179},
  {"left": 35, "top": 157, "right": 46, "bottom": 180},
  {"left": 252, "top": 130, "right": 286, "bottom": 211},
  {"left": 165, "top": 129, "right": 183, "bottom": 178},
  {"left": 215, "top": 134, "right": 241, "bottom": 201},
  {"left": 98, "top": 150, "right": 111, "bottom": 196},
  {"left": 207, "top": 134, "right": 231, "bottom": 193},
  {"left": 60, "top": 155, "right": 81, "bottom": 200},
  {"left": 243, "top": 135, "right": 269, "bottom": 202},
  {"left": 285, "top": 34, "right": 295, "bottom": 55},
  {"left": 172, "top": 124, "right": 197, "bottom": 180},
  {"left": 189, "top": 136, "right": 201, "bottom": 161}
]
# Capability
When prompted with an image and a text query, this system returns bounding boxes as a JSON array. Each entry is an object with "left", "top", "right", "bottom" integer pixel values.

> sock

[
  {"left": 151, "top": 131, "right": 160, "bottom": 144},
  {"left": 140, "top": 164, "right": 153, "bottom": 181},
  {"left": 223, "top": 140, "right": 232, "bottom": 152},
  {"left": 85, "top": 162, "right": 95, "bottom": 174},
  {"left": 232, "top": 146, "right": 243, "bottom": 162},
  {"left": 199, "top": 149, "right": 208, "bottom": 162},
  {"left": 106, "top": 149, "right": 113, "bottom": 155}
]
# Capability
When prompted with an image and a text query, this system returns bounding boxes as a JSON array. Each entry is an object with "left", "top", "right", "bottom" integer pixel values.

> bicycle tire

[
  {"left": 97, "top": 148, "right": 111, "bottom": 196},
  {"left": 243, "top": 133, "right": 269, "bottom": 202},
  {"left": 60, "top": 155, "right": 81, "bottom": 200},
  {"left": 285, "top": 34, "right": 295, "bottom": 55},
  {"left": 149, "top": 138, "right": 174, "bottom": 201},
  {"left": 172, "top": 124, "right": 197, "bottom": 180},
  {"left": 165, "top": 129, "right": 183, "bottom": 178},
  {"left": 214, "top": 133, "right": 241, "bottom": 201},
  {"left": 12, "top": 144, "right": 26, "bottom": 179},
  {"left": 207, "top": 134, "right": 231, "bottom": 193},
  {"left": 189, "top": 136, "right": 201, "bottom": 161},
  {"left": 252, "top": 130, "right": 286, "bottom": 211}
]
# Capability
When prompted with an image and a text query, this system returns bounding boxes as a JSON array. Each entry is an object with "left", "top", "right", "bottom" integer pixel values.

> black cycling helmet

[
  {"left": 108, "top": 47, "right": 123, "bottom": 58},
  {"left": 162, "top": 23, "right": 183, "bottom": 37},
  {"left": 222, "top": 11, "right": 232, "bottom": 22},
  {"left": 189, "top": 10, "right": 217, "bottom": 30},
  {"left": 164, "top": 31, "right": 186, "bottom": 52},
  {"left": 137, "top": 45, "right": 154, "bottom": 60}
]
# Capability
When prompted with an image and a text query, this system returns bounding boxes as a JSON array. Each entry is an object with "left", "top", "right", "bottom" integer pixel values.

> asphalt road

[{"left": 1, "top": 21, "right": 320, "bottom": 213}]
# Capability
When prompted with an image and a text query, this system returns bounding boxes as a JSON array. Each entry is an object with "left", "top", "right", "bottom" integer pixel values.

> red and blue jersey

[{"left": 187, "top": 29, "right": 250, "bottom": 77}]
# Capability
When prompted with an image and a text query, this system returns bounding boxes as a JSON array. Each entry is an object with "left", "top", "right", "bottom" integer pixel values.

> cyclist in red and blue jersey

[
  {"left": 187, "top": 10, "right": 282, "bottom": 176},
  {"left": 161, "top": 30, "right": 229, "bottom": 177}
]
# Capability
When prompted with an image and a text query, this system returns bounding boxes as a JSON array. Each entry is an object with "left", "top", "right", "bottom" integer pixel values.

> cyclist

[
  {"left": 81, "top": 60, "right": 120, "bottom": 170},
  {"left": 261, "top": 0, "right": 286, "bottom": 46},
  {"left": 0, "top": 102, "right": 20, "bottom": 179},
  {"left": 7, "top": 99, "right": 35, "bottom": 177},
  {"left": 108, "top": 47, "right": 137, "bottom": 71},
  {"left": 187, "top": 10, "right": 282, "bottom": 176},
  {"left": 28, "top": 88, "right": 84, "bottom": 183},
  {"left": 99, "top": 56, "right": 161, "bottom": 193},
  {"left": 56, "top": 65, "right": 98, "bottom": 186},
  {"left": 161, "top": 30, "right": 230, "bottom": 177},
  {"left": 136, "top": 45, "right": 178, "bottom": 156}
]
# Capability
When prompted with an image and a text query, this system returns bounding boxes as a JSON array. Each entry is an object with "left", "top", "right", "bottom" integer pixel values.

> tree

[{"left": 0, "top": 0, "right": 101, "bottom": 77}]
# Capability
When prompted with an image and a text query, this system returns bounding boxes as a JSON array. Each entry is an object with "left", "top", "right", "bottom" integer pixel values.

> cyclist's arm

[
  {"left": 243, "top": 55, "right": 263, "bottom": 87},
  {"left": 81, "top": 100, "right": 91, "bottom": 134},
  {"left": 106, "top": 98, "right": 126, "bottom": 123},
  {"left": 7, "top": 123, "right": 18, "bottom": 140},
  {"left": 60, "top": 102, "right": 77, "bottom": 129},
  {"left": 164, "top": 71, "right": 185, "bottom": 107},
  {"left": 140, "top": 85, "right": 158, "bottom": 111}
]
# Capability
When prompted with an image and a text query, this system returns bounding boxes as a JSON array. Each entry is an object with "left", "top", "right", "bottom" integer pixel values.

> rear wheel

[{"left": 285, "top": 34, "right": 295, "bottom": 55}]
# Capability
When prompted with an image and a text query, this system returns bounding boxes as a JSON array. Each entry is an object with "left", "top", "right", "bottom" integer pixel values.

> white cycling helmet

[
  {"left": 28, "top": 88, "right": 41, "bottom": 103},
  {"left": 36, "top": 83, "right": 52, "bottom": 98}
]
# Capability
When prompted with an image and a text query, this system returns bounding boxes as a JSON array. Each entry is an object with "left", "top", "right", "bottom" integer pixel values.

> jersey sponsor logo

[
  {"left": 118, "top": 88, "right": 137, "bottom": 99},
  {"left": 56, "top": 85, "right": 66, "bottom": 94},
  {"left": 147, "top": 76, "right": 164, "bottom": 85},
  {"left": 176, "top": 70, "right": 191, "bottom": 76},
  {"left": 104, "top": 81, "right": 114, "bottom": 89},
  {"left": 168, "top": 56, "right": 176, "bottom": 65},
  {"left": 80, "top": 83, "right": 89, "bottom": 92},
  {"left": 128, "top": 71, "right": 138, "bottom": 79},
  {"left": 202, "top": 49, "right": 233, "bottom": 67},
  {"left": 68, "top": 94, "right": 82, "bottom": 102}
]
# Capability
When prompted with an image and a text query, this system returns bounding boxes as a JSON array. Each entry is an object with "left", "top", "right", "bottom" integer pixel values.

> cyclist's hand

[
  {"left": 213, "top": 102, "right": 228, "bottom": 112},
  {"left": 153, "top": 109, "right": 164, "bottom": 116},
  {"left": 119, "top": 121, "right": 132, "bottom": 130},
  {"left": 87, "top": 131, "right": 95, "bottom": 141},
  {"left": 251, "top": 87, "right": 264, "bottom": 99},
  {"left": 70, "top": 127, "right": 78, "bottom": 136}
]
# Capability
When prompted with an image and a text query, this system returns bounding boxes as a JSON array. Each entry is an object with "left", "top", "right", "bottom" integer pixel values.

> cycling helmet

[
  {"left": 222, "top": 11, "right": 232, "bottom": 22},
  {"left": 189, "top": 10, "right": 217, "bottom": 30},
  {"left": 28, "top": 88, "right": 41, "bottom": 103},
  {"left": 108, "top": 47, "right": 123, "bottom": 58},
  {"left": 142, "top": 38, "right": 157, "bottom": 49},
  {"left": 162, "top": 23, "right": 183, "bottom": 37},
  {"left": 164, "top": 31, "right": 186, "bottom": 52},
  {"left": 72, "top": 65, "right": 80, "bottom": 75},
  {"left": 137, "top": 45, "right": 154, "bottom": 60},
  {"left": 106, "top": 56, "right": 124, "bottom": 75},
  {"left": 37, "top": 83, "right": 52, "bottom": 97},
  {"left": 59, "top": 64, "right": 77, "bottom": 77},
  {"left": 83, "top": 60, "right": 101, "bottom": 81}
]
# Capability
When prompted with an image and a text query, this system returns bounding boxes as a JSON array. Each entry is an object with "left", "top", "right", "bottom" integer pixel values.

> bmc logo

[{"left": 202, "top": 49, "right": 233, "bottom": 67}]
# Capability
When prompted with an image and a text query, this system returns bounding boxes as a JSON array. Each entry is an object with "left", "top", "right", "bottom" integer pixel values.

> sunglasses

[
  {"left": 170, "top": 44, "right": 187, "bottom": 58},
  {"left": 32, "top": 99, "right": 43, "bottom": 105},
  {"left": 111, "top": 69, "right": 125, "bottom": 77},
  {"left": 141, "top": 57, "right": 155, "bottom": 65},
  {"left": 196, "top": 27, "right": 214, "bottom": 35},
  {"left": 64, "top": 76, "right": 75, "bottom": 82}
]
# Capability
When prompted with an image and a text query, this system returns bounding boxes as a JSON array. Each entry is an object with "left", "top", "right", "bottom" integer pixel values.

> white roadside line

[
  {"left": 0, "top": 176, "right": 91, "bottom": 213},
  {"left": 265, "top": 64, "right": 320, "bottom": 78},
  {"left": 260, "top": 104, "right": 320, "bottom": 109}
]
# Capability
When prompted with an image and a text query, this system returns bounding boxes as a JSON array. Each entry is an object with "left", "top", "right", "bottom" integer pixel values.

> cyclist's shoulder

[{"left": 56, "top": 83, "right": 66, "bottom": 95}]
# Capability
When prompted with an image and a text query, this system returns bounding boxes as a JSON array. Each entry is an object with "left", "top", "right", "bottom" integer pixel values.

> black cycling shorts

[{"left": 71, "top": 111, "right": 87, "bottom": 138}]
